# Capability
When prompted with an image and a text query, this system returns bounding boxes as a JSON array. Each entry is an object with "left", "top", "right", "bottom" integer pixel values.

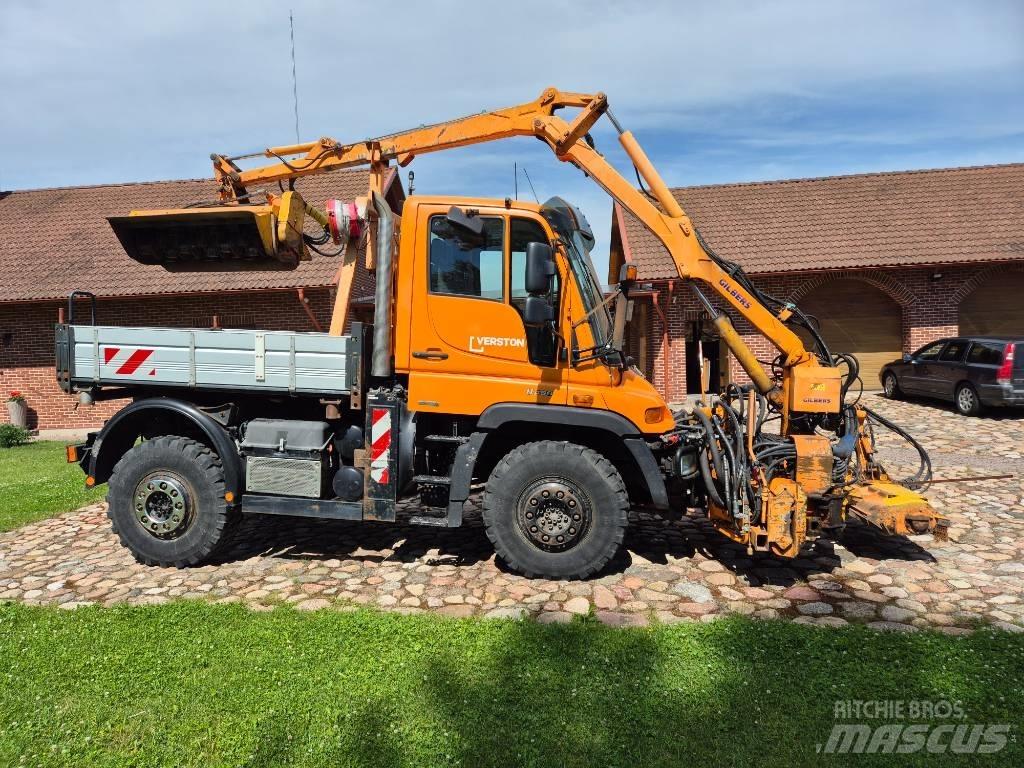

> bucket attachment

[{"left": 847, "top": 482, "right": 949, "bottom": 541}]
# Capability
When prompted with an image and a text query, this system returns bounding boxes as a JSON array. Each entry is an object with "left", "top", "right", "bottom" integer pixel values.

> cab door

[{"left": 407, "top": 204, "right": 568, "bottom": 415}]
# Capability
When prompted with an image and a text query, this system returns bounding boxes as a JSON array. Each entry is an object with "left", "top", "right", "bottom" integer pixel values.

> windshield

[{"left": 540, "top": 197, "right": 611, "bottom": 348}]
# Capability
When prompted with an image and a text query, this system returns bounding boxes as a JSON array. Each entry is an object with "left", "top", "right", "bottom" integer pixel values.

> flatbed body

[{"left": 56, "top": 323, "right": 359, "bottom": 398}]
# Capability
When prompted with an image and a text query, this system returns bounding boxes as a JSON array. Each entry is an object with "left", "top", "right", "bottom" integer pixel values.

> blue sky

[{"left": 2, "top": 0, "right": 1022, "bottom": 278}]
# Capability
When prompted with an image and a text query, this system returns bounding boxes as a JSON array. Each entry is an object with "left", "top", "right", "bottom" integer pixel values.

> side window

[
  {"left": 428, "top": 215, "right": 504, "bottom": 300},
  {"left": 967, "top": 342, "right": 1003, "bottom": 365},
  {"left": 939, "top": 340, "right": 967, "bottom": 362},
  {"left": 914, "top": 341, "right": 945, "bottom": 361},
  {"left": 510, "top": 217, "right": 559, "bottom": 367}
]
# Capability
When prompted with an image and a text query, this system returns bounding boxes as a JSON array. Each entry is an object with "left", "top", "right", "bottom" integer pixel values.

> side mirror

[
  {"left": 523, "top": 295, "right": 555, "bottom": 326},
  {"left": 446, "top": 206, "right": 484, "bottom": 239},
  {"left": 524, "top": 241, "right": 555, "bottom": 295},
  {"left": 902, "top": 353, "right": 913, "bottom": 363}
]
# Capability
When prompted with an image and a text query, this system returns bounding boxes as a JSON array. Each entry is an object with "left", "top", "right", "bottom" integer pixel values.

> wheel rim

[
  {"left": 885, "top": 375, "right": 896, "bottom": 397},
  {"left": 958, "top": 387, "right": 974, "bottom": 412},
  {"left": 515, "top": 477, "right": 591, "bottom": 552},
  {"left": 133, "top": 472, "right": 193, "bottom": 539}
]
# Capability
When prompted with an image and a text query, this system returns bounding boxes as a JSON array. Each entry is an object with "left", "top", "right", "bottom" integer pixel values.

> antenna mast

[{"left": 289, "top": 10, "right": 300, "bottom": 143}]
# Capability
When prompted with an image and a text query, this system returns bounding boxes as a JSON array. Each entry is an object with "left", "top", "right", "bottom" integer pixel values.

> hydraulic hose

[
  {"left": 692, "top": 408, "right": 729, "bottom": 508},
  {"left": 712, "top": 415, "right": 738, "bottom": 512},
  {"left": 862, "top": 406, "right": 933, "bottom": 489},
  {"left": 698, "top": 448, "right": 727, "bottom": 509},
  {"left": 717, "top": 404, "right": 747, "bottom": 511},
  {"left": 832, "top": 407, "right": 858, "bottom": 460},
  {"left": 692, "top": 408, "right": 725, "bottom": 480}
]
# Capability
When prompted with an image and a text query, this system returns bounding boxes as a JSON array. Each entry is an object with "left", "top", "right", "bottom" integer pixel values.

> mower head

[{"left": 108, "top": 192, "right": 324, "bottom": 271}]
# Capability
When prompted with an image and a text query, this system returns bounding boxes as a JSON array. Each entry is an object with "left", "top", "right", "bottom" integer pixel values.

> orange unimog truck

[{"left": 57, "top": 89, "right": 946, "bottom": 579}]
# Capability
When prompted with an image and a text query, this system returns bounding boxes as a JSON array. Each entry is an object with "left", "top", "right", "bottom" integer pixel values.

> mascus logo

[{"left": 718, "top": 278, "right": 752, "bottom": 309}]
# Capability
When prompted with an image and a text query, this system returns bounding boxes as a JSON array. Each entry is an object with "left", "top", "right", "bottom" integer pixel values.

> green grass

[
  {"left": 0, "top": 441, "right": 105, "bottom": 531},
  {"left": 0, "top": 603, "right": 1021, "bottom": 767}
]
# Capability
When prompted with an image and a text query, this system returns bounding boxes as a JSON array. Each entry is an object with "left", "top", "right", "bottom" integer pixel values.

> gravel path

[{"left": 1, "top": 395, "right": 1021, "bottom": 632}]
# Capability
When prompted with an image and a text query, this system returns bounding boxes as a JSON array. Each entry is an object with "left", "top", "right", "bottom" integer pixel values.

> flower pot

[{"left": 6, "top": 400, "right": 27, "bottom": 428}]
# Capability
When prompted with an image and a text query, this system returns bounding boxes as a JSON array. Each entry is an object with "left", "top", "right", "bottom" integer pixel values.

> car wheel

[
  {"left": 107, "top": 435, "right": 240, "bottom": 567},
  {"left": 955, "top": 383, "right": 982, "bottom": 417},
  {"left": 883, "top": 372, "right": 902, "bottom": 400},
  {"left": 482, "top": 441, "right": 629, "bottom": 580}
]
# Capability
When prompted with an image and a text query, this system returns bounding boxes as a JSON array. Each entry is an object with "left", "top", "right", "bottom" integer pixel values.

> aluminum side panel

[{"left": 68, "top": 325, "right": 353, "bottom": 395}]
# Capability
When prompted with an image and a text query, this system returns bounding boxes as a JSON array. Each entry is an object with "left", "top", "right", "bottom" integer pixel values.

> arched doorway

[
  {"left": 795, "top": 279, "right": 903, "bottom": 389},
  {"left": 959, "top": 271, "right": 1024, "bottom": 336}
]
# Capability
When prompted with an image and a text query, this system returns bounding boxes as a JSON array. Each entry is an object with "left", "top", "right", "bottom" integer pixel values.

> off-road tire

[
  {"left": 107, "top": 436, "right": 239, "bottom": 567},
  {"left": 955, "top": 383, "right": 982, "bottom": 417},
  {"left": 482, "top": 441, "right": 629, "bottom": 579},
  {"left": 883, "top": 372, "right": 902, "bottom": 400}
]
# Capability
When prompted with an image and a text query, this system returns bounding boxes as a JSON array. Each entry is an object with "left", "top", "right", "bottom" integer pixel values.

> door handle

[{"left": 413, "top": 348, "right": 449, "bottom": 361}]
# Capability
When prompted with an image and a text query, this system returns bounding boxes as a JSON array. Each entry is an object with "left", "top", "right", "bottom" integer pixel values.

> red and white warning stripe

[
  {"left": 369, "top": 407, "right": 391, "bottom": 485},
  {"left": 102, "top": 347, "right": 157, "bottom": 377}
]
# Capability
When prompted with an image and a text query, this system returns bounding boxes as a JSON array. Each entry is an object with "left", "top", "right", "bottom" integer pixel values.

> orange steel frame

[{"left": 211, "top": 88, "right": 820, "bottom": 386}]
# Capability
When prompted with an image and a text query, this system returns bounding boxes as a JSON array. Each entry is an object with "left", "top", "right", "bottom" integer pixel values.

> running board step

[
  {"left": 423, "top": 434, "right": 471, "bottom": 444},
  {"left": 413, "top": 474, "right": 451, "bottom": 485},
  {"left": 408, "top": 499, "right": 464, "bottom": 528},
  {"left": 408, "top": 514, "right": 454, "bottom": 527}
]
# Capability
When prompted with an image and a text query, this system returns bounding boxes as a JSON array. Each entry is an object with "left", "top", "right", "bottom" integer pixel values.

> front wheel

[
  {"left": 482, "top": 441, "right": 629, "bottom": 579},
  {"left": 107, "top": 436, "right": 239, "bottom": 567},
  {"left": 955, "top": 383, "right": 982, "bottom": 416}
]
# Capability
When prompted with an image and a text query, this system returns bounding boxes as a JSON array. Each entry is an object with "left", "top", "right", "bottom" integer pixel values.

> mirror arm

[{"left": 571, "top": 341, "right": 622, "bottom": 368}]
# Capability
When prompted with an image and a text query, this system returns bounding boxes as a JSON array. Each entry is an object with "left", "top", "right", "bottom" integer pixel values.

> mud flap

[{"left": 362, "top": 396, "right": 400, "bottom": 522}]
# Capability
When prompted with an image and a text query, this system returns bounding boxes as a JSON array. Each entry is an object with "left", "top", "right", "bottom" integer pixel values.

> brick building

[
  {"left": 609, "top": 163, "right": 1024, "bottom": 401},
  {"left": 0, "top": 168, "right": 404, "bottom": 430},
  {"left": 4, "top": 161, "right": 1022, "bottom": 428}
]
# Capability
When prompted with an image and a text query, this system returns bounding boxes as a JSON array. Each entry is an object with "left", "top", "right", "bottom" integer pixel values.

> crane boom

[{"left": 211, "top": 87, "right": 818, "bottom": 401}]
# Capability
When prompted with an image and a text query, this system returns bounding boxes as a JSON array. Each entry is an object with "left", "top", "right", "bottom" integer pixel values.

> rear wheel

[
  {"left": 883, "top": 372, "right": 901, "bottom": 400},
  {"left": 107, "top": 436, "right": 239, "bottom": 567},
  {"left": 482, "top": 441, "right": 629, "bottom": 579},
  {"left": 955, "top": 383, "right": 982, "bottom": 416}
]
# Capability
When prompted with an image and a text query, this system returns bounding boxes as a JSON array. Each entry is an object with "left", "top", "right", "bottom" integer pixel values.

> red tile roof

[
  {"left": 0, "top": 168, "right": 397, "bottom": 303},
  {"left": 615, "top": 163, "right": 1024, "bottom": 279}
]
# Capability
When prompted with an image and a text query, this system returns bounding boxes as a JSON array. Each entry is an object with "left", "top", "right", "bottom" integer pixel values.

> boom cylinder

[
  {"left": 690, "top": 283, "right": 777, "bottom": 399},
  {"left": 618, "top": 131, "right": 685, "bottom": 219},
  {"left": 712, "top": 314, "right": 775, "bottom": 396}
]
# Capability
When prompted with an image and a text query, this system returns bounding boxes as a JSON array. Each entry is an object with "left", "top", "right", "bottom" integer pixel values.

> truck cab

[{"left": 394, "top": 195, "right": 672, "bottom": 434}]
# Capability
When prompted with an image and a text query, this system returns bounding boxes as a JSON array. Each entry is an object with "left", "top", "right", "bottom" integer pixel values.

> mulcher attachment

[
  {"left": 108, "top": 206, "right": 292, "bottom": 270},
  {"left": 847, "top": 481, "right": 950, "bottom": 540}
]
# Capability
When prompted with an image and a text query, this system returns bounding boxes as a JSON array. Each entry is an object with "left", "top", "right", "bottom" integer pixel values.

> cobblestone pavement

[{"left": 1, "top": 395, "right": 1022, "bottom": 632}]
